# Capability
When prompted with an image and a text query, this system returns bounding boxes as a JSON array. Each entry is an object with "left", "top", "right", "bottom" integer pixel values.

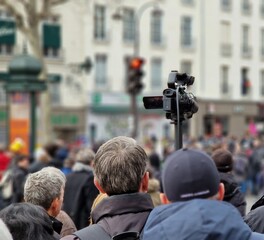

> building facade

[
  {"left": 0, "top": 0, "right": 264, "bottom": 147},
  {"left": 0, "top": 2, "right": 88, "bottom": 146},
  {"left": 79, "top": 0, "right": 264, "bottom": 144}
]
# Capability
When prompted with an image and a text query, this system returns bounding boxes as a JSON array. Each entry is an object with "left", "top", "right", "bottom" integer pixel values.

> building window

[
  {"left": 261, "top": 0, "right": 264, "bottom": 17},
  {"left": 220, "top": 66, "right": 229, "bottom": 94},
  {"left": 241, "top": 25, "right": 251, "bottom": 57},
  {"left": 151, "top": 58, "right": 162, "bottom": 89},
  {"left": 0, "top": 17, "right": 16, "bottom": 55},
  {"left": 150, "top": 10, "right": 162, "bottom": 45},
  {"left": 50, "top": 82, "right": 61, "bottom": 106},
  {"left": 123, "top": 8, "right": 135, "bottom": 42},
  {"left": 242, "top": 0, "right": 251, "bottom": 15},
  {"left": 180, "top": 61, "right": 192, "bottom": 74},
  {"left": 42, "top": 23, "right": 61, "bottom": 58},
  {"left": 221, "top": 0, "right": 232, "bottom": 11},
  {"left": 261, "top": 70, "right": 264, "bottom": 96},
  {"left": 0, "top": 82, "right": 6, "bottom": 104},
  {"left": 181, "top": 16, "right": 192, "bottom": 47},
  {"left": 220, "top": 21, "right": 232, "bottom": 56},
  {"left": 261, "top": 29, "right": 264, "bottom": 57},
  {"left": 181, "top": 0, "right": 194, "bottom": 6},
  {"left": 95, "top": 54, "right": 107, "bottom": 87},
  {"left": 241, "top": 68, "right": 250, "bottom": 95},
  {"left": 94, "top": 5, "right": 106, "bottom": 40}
]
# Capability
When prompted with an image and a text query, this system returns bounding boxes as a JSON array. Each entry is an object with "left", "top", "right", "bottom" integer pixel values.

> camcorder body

[{"left": 143, "top": 71, "right": 198, "bottom": 121}]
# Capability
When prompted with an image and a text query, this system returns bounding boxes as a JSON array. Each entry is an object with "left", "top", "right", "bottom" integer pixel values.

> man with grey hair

[
  {"left": 24, "top": 167, "right": 66, "bottom": 237},
  {"left": 63, "top": 148, "right": 99, "bottom": 229},
  {"left": 62, "top": 136, "right": 154, "bottom": 240}
]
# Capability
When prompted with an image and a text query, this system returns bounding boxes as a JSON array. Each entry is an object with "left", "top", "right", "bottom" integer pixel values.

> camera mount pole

[{"left": 172, "top": 119, "right": 183, "bottom": 150}]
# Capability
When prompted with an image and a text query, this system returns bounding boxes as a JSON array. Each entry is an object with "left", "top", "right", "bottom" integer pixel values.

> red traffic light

[{"left": 130, "top": 58, "right": 145, "bottom": 69}]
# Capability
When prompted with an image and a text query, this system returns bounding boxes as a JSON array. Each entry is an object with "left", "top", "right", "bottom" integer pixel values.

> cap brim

[{"left": 250, "top": 232, "right": 264, "bottom": 240}]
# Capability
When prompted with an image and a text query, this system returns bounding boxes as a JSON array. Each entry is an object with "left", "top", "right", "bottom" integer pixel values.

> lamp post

[{"left": 113, "top": 1, "right": 161, "bottom": 139}]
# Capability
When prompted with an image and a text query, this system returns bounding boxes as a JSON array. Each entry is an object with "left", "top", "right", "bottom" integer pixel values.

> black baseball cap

[{"left": 162, "top": 148, "right": 220, "bottom": 202}]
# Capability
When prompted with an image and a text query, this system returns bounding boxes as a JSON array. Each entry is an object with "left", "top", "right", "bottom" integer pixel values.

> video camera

[{"left": 142, "top": 70, "right": 198, "bottom": 149}]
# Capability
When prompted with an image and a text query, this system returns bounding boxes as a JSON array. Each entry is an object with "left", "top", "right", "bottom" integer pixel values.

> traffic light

[{"left": 127, "top": 57, "right": 145, "bottom": 94}]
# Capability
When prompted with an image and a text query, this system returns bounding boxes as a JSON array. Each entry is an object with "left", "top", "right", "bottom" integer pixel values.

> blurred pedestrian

[
  {"left": 0, "top": 202, "right": 56, "bottom": 240},
  {"left": 0, "top": 145, "right": 10, "bottom": 179},
  {"left": 63, "top": 148, "right": 99, "bottom": 229},
  {"left": 61, "top": 136, "right": 153, "bottom": 240},
  {"left": 147, "top": 166, "right": 161, "bottom": 207},
  {"left": 11, "top": 154, "right": 29, "bottom": 203},
  {"left": 29, "top": 148, "right": 51, "bottom": 173},
  {"left": 211, "top": 148, "right": 246, "bottom": 216},
  {"left": 143, "top": 148, "right": 263, "bottom": 240},
  {"left": 44, "top": 143, "right": 62, "bottom": 169}
]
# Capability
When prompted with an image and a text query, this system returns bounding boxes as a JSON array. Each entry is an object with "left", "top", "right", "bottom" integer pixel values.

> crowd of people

[{"left": 0, "top": 133, "right": 264, "bottom": 239}]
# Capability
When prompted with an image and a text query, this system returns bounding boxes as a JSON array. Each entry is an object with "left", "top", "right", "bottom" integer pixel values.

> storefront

[
  {"left": 50, "top": 107, "right": 86, "bottom": 143},
  {"left": 195, "top": 99, "right": 259, "bottom": 138}
]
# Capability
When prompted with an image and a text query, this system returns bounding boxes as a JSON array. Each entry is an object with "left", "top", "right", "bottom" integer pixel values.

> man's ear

[
  {"left": 48, "top": 198, "right": 59, "bottom": 217},
  {"left": 94, "top": 178, "right": 106, "bottom": 194},
  {"left": 217, "top": 183, "right": 225, "bottom": 201},
  {"left": 160, "top": 193, "right": 170, "bottom": 204},
  {"left": 139, "top": 172, "right": 149, "bottom": 193}
]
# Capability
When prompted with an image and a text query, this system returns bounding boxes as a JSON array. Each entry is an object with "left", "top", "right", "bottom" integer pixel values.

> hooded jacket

[
  {"left": 219, "top": 172, "right": 246, "bottom": 216},
  {"left": 143, "top": 199, "right": 264, "bottom": 240}
]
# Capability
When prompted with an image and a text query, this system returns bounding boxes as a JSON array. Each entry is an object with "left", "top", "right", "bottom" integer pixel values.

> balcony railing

[
  {"left": 241, "top": 45, "right": 252, "bottom": 58},
  {"left": 151, "top": 35, "right": 166, "bottom": 48},
  {"left": 260, "top": 5, "right": 264, "bottom": 18},
  {"left": 220, "top": 43, "right": 232, "bottom": 57},
  {"left": 220, "top": 85, "right": 232, "bottom": 99},
  {"left": 181, "top": 38, "right": 196, "bottom": 52}
]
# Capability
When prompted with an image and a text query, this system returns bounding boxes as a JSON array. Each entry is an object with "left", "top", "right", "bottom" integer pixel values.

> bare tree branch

[
  {"left": 0, "top": 0, "right": 30, "bottom": 35},
  {"left": 38, "top": 0, "right": 52, "bottom": 20}
]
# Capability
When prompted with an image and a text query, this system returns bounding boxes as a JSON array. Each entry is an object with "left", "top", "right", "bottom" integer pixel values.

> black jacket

[
  {"left": 63, "top": 166, "right": 99, "bottom": 229},
  {"left": 12, "top": 166, "right": 28, "bottom": 203},
  {"left": 219, "top": 172, "right": 246, "bottom": 216},
  {"left": 244, "top": 206, "right": 264, "bottom": 233},
  {"left": 49, "top": 215, "right": 63, "bottom": 239},
  {"left": 61, "top": 192, "right": 154, "bottom": 240}
]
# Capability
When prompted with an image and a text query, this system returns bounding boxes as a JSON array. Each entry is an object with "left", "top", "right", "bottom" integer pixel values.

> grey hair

[
  {"left": 76, "top": 148, "right": 95, "bottom": 165},
  {"left": 93, "top": 136, "right": 148, "bottom": 195},
  {"left": 24, "top": 167, "right": 66, "bottom": 210}
]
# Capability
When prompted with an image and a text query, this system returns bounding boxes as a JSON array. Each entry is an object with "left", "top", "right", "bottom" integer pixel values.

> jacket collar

[
  {"left": 92, "top": 192, "right": 154, "bottom": 223},
  {"left": 49, "top": 215, "right": 63, "bottom": 235}
]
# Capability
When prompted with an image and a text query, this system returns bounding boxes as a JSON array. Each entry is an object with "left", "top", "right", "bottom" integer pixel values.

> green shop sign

[
  {"left": 51, "top": 114, "right": 79, "bottom": 126},
  {"left": 0, "top": 110, "right": 6, "bottom": 123},
  {"left": 0, "top": 20, "right": 16, "bottom": 45}
]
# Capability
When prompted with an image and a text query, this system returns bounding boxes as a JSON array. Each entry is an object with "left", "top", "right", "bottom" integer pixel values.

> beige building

[
  {"left": 0, "top": 0, "right": 264, "bottom": 146},
  {"left": 79, "top": 0, "right": 264, "bottom": 143}
]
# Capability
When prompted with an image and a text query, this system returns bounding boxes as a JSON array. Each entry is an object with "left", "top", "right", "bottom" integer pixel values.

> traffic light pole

[
  {"left": 130, "top": 1, "right": 160, "bottom": 139},
  {"left": 131, "top": 93, "right": 138, "bottom": 139}
]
